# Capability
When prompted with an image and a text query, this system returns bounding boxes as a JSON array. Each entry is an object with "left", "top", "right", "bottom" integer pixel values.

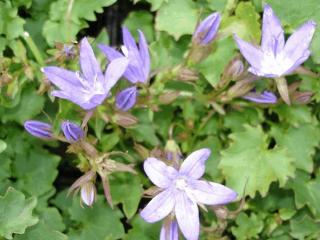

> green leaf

[
  {"left": 67, "top": 196, "right": 125, "bottom": 240},
  {"left": 129, "top": 124, "right": 159, "bottom": 146},
  {"left": 125, "top": 216, "right": 161, "bottom": 240},
  {"left": 290, "top": 214, "right": 320, "bottom": 239},
  {"left": 43, "top": 0, "right": 116, "bottom": 45},
  {"left": 14, "top": 208, "right": 67, "bottom": 240},
  {"left": 197, "top": 37, "right": 236, "bottom": 87},
  {"left": 219, "top": 125, "right": 295, "bottom": 197},
  {"left": 0, "top": 87, "right": 45, "bottom": 124},
  {"left": 124, "top": 11, "right": 154, "bottom": 42},
  {"left": 0, "top": 187, "right": 38, "bottom": 239},
  {"left": 231, "top": 212, "right": 264, "bottom": 240},
  {"left": 221, "top": 2, "right": 261, "bottom": 41},
  {"left": 287, "top": 170, "right": 320, "bottom": 219},
  {"left": 155, "top": 0, "right": 198, "bottom": 40},
  {"left": 110, "top": 174, "right": 143, "bottom": 218},
  {"left": 266, "top": 0, "right": 320, "bottom": 63},
  {"left": 271, "top": 124, "right": 320, "bottom": 172},
  {"left": 0, "top": 2, "right": 25, "bottom": 40},
  {"left": 144, "top": 0, "right": 167, "bottom": 11}
]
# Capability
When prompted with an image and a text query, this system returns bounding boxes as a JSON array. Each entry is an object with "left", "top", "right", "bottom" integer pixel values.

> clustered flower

[{"left": 23, "top": 4, "right": 316, "bottom": 240}]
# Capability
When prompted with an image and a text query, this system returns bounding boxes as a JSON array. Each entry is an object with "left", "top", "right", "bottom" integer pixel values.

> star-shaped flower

[
  {"left": 140, "top": 148, "right": 237, "bottom": 240},
  {"left": 42, "top": 37, "right": 128, "bottom": 110},
  {"left": 234, "top": 5, "right": 316, "bottom": 78}
]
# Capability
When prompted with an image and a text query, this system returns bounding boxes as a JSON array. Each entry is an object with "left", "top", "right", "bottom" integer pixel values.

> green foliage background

[{"left": 0, "top": 0, "right": 320, "bottom": 239}]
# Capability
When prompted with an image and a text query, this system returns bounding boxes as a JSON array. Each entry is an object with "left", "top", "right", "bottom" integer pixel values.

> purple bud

[
  {"left": 193, "top": 12, "right": 221, "bottom": 45},
  {"left": 243, "top": 91, "right": 277, "bottom": 104},
  {"left": 61, "top": 121, "right": 84, "bottom": 142},
  {"left": 63, "top": 44, "right": 76, "bottom": 58},
  {"left": 24, "top": 120, "right": 53, "bottom": 139},
  {"left": 116, "top": 86, "right": 138, "bottom": 111}
]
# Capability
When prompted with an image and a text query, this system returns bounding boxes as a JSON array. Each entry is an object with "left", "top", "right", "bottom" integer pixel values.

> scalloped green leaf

[
  {"left": 0, "top": 187, "right": 38, "bottom": 239},
  {"left": 219, "top": 125, "right": 295, "bottom": 197}
]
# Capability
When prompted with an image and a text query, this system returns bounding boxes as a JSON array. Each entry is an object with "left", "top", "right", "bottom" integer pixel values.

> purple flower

[
  {"left": 42, "top": 37, "right": 129, "bottom": 110},
  {"left": 243, "top": 91, "right": 277, "bottom": 104},
  {"left": 116, "top": 86, "right": 138, "bottom": 111},
  {"left": 234, "top": 4, "right": 316, "bottom": 78},
  {"left": 193, "top": 12, "right": 221, "bottom": 45},
  {"left": 24, "top": 120, "right": 53, "bottom": 139},
  {"left": 140, "top": 148, "right": 237, "bottom": 240},
  {"left": 61, "top": 121, "right": 84, "bottom": 142},
  {"left": 160, "top": 219, "right": 178, "bottom": 240},
  {"left": 99, "top": 28, "right": 150, "bottom": 84}
]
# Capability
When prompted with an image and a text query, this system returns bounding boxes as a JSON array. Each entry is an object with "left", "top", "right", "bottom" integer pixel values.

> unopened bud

[
  {"left": 80, "top": 181, "right": 96, "bottom": 206},
  {"left": 112, "top": 111, "right": 138, "bottom": 127},
  {"left": 116, "top": 86, "right": 138, "bottom": 111},
  {"left": 24, "top": 120, "right": 53, "bottom": 139},
  {"left": 177, "top": 68, "right": 199, "bottom": 82},
  {"left": 226, "top": 79, "right": 254, "bottom": 99},
  {"left": 165, "top": 139, "right": 182, "bottom": 161},
  {"left": 134, "top": 143, "right": 150, "bottom": 159},
  {"left": 221, "top": 57, "right": 244, "bottom": 85},
  {"left": 193, "top": 13, "right": 221, "bottom": 45},
  {"left": 61, "top": 121, "right": 84, "bottom": 142},
  {"left": 159, "top": 91, "right": 180, "bottom": 104},
  {"left": 211, "top": 206, "right": 229, "bottom": 220},
  {"left": 292, "top": 91, "right": 313, "bottom": 104}
]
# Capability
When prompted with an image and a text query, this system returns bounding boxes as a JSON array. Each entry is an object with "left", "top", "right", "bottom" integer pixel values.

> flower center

[{"left": 174, "top": 177, "right": 188, "bottom": 191}]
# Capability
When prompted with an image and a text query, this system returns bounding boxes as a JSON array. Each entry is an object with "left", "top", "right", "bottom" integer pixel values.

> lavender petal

[
  {"left": 104, "top": 57, "right": 129, "bottom": 91},
  {"left": 261, "top": 4, "right": 285, "bottom": 55},
  {"left": 79, "top": 37, "right": 103, "bottom": 82},
  {"left": 175, "top": 192, "right": 199, "bottom": 240},
  {"left": 186, "top": 180, "right": 238, "bottom": 205},
  {"left": 98, "top": 44, "right": 123, "bottom": 61},
  {"left": 140, "top": 189, "right": 175, "bottom": 223},
  {"left": 194, "top": 12, "right": 221, "bottom": 45},
  {"left": 243, "top": 91, "right": 277, "bottom": 104},
  {"left": 138, "top": 30, "right": 150, "bottom": 82},
  {"left": 179, "top": 148, "right": 211, "bottom": 179},
  {"left": 143, "top": 158, "right": 178, "bottom": 188}
]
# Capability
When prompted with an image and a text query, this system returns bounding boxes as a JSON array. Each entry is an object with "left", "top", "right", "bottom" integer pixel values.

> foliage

[{"left": 0, "top": 0, "right": 320, "bottom": 239}]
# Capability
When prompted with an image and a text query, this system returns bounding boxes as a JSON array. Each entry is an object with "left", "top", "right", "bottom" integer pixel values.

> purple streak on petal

[
  {"left": 138, "top": 30, "right": 150, "bottom": 82},
  {"left": 160, "top": 220, "right": 178, "bottom": 240},
  {"left": 98, "top": 44, "right": 123, "bottom": 61},
  {"left": 79, "top": 37, "right": 102, "bottom": 82},
  {"left": 234, "top": 35, "right": 264, "bottom": 72},
  {"left": 42, "top": 67, "right": 81, "bottom": 91},
  {"left": 104, "top": 57, "right": 129, "bottom": 91},
  {"left": 179, "top": 148, "right": 211, "bottom": 179},
  {"left": 283, "top": 21, "right": 316, "bottom": 74},
  {"left": 186, "top": 180, "right": 238, "bottom": 205},
  {"left": 61, "top": 121, "right": 84, "bottom": 142},
  {"left": 261, "top": 4, "right": 285, "bottom": 55},
  {"left": 140, "top": 189, "right": 175, "bottom": 223},
  {"left": 175, "top": 192, "right": 199, "bottom": 240},
  {"left": 143, "top": 158, "right": 178, "bottom": 188},
  {"left": 243, "top": 91, "right": 277, "bottom": 104},
  {"left": 194, "top": 12, "right": 221, "bottom": 45},
  {"left": 24, "top": 120, "right": 53, "bottom": 139},
  {"left": 116, "top": 86, "right": 138, "bottom": 111}
]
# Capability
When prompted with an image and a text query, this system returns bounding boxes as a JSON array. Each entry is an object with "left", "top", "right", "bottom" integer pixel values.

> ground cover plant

[{"left": 0, "top": 0, "right": 320, "bottom": 239}]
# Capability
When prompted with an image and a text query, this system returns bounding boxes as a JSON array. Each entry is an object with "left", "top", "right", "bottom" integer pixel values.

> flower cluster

[{"left": 23, "top": 3, "right": 317, "bottom": 240}]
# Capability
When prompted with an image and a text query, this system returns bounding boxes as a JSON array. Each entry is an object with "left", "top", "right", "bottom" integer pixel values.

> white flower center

[{"left": 174, "top": 177, "right": 188, "bottom": 191}]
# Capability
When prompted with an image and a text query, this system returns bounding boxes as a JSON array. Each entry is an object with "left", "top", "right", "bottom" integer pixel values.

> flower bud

[
  {"left": 116, "top": 86, "right": 138, "bottom": 111},
  {"left": 112, "top": 111, "right": 138, "bottom": 127},
  {"left": 61, "top": 121, "right": 84, "bottom": 142},
  {"left": 292, "top": 91, "right": 313, "bottom": 104},
  {"left": 165, "top": 139, "right": 182, "bottom": 161},
  {"left": 159, "top": 91, "right": 180, "bottom": 105},
  {"left": 177, "top": 68, "right": 199, "bottom": 82},
  {"left": 226, "top": 79, "right": 254, "bottom": 99},
  {"left": 193, "top": 12, "right": 221, "bottom": 45},
  {"left": 243, "top": 91, "right": 277, "bottom": 104},
  {"left": 221, "top": 57, "right": 245, "bottom": 85},
  {"left": 134, "top": 143, "right": 150, "bottom": 159},
  {"left": 80, "top": 181, "right": 96, "bottom": 206},
  {"left": 24, "top": 120, "right": 53, "bottom": 139}
]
